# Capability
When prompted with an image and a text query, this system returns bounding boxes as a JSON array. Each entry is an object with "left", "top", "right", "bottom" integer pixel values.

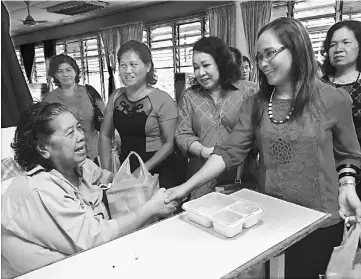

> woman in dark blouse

[
  {"left": 166, "top": 18, "right": 361, "bottom": 278},
  {"left": 321, "top": 20, "right": 361, "bottom": 144},
  {"left": 99, "top": 40, "right": 179, "bottom": 189}
]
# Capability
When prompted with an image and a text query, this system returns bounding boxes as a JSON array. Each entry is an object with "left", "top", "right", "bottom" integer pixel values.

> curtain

[
  {"left": 1, "top": 2, "right": 33, "bottom": 128},
  {"left": 43, "top": 39, "right": 56, "bottom": 92},
  {"left": 100, "top": 22, "right": 143, "bottom": 96},
  {"left": 117, "top": 22, "right": 143, "bottom": 47},
  {"left": 207, "top": 4, "right": 236, "bottom": 47},
  {"left": 19, "top": 42, "right": 35, "bottom": 83},
  {"left": 100, "top": 28, "right": 118, "bottom": 97},
  {"left": 240, "top": 1, "right": 272, "bottom": 81}
]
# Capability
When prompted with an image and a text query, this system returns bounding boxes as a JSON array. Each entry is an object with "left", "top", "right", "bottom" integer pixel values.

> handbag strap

[
  {"left": 235, "top": 161, "right": 245, "bottom": 183},
  {"left": 85, "top": 84, "right": 96, "bottom": 108}
]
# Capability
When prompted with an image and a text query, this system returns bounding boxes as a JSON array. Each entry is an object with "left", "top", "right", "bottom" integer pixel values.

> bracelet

[
  {"left": 337, "top": 164, "right": 360, "bottom": 174},
  {"left": 339, "top": 167, "right": 357, "bottom": 175},
  {"left": 338, "top": 172, "right": 357, "bottom": 180},
  {"left": 339, "top": 180, "right": 356, "bottom": 187}
]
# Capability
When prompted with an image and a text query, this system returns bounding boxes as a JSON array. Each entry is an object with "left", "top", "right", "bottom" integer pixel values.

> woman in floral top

[
  {"left": 167, "top": 18, "right": 361, "bottom": 278},
  {"left": 175, "top": 37, "right": 258, "bottom": 199}
]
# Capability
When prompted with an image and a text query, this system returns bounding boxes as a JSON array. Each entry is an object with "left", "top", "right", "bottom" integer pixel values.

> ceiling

[{"left": 3, "top": 1, "right": 166, "bottom": 36}]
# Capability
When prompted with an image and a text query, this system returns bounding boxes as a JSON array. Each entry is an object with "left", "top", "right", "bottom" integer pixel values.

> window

[
  {"left": 33, "top": 46, "right": 47, "bottom": 83},
  {"left": 16, "top": 46, "right": 46, "bottom": 83},
  {"left": 144, "top": 16, "right": 209, "bottom": 98}
]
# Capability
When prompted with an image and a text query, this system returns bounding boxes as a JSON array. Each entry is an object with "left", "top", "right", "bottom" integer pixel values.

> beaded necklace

[{"left": 268, "top": 88, "right": 294, "bottom": 124}]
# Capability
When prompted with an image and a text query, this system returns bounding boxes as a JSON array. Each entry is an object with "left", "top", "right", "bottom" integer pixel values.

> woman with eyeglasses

[
  {"left": 175, "top": 37, "right": 258, "bottom": 199},
  {"left": 166, "top": 18, "right": 361, "bottom": 278}
]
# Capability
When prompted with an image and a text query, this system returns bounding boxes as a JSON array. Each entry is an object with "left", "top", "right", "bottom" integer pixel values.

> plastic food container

[
  {"left": 182, "top": 192, "right": 264, "bottom": 237},
  {"left": 182, "top": 192, "right": 237, "bottom": 227},
  {"left": 211, "top": 209, "right": 245, "bottom": 237}
]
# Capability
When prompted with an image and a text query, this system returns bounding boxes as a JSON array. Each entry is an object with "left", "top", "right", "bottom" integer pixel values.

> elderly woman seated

[{"left": 1, "top": 102, "right": 177, "bottom": 279}]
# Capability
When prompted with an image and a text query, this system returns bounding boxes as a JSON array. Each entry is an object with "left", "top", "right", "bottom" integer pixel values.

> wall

[{"left": 12, "top": 1, "right": 231, "bottom": 46}]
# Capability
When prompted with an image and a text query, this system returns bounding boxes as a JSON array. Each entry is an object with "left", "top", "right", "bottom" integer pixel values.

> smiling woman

[
  {"left": 165, "top": 18, "right": 361, "bottom": 279},
  {"left": 99, "top": 40, "right": 181, "bottom": 189},
  {"left": 1, "top": 102, "right": 177, "bottom": 278},
  {"left": 175, "top": 36, "right": 258, "bottom": 199}
]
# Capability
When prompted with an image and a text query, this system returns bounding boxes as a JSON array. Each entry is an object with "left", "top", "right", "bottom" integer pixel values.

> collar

[{"left": 26, "top": 161, "right": 85, "bottom": 178}]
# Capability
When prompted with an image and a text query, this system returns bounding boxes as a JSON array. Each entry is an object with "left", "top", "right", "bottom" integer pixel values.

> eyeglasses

[{"left": 255, "top": 46, "right": 287, "bottom": 64}]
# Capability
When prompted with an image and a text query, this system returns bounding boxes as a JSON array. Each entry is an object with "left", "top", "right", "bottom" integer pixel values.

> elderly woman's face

[
  {"left": 329, "top": 27, "right": 359, "bottom": 69},
  {"left": 54, "top": 63, "right": 77, "bottom": 87},
  {"left": 42, "top": 111, "right": 86, "bottom": 170}
]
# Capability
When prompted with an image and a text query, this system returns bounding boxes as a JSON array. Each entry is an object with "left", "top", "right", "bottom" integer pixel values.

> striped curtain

[
  {"left": 240, "top": 1, "right": 272, "bottom": 81},
  {"left": 207, "top": 4, "right": 236, "bottom": 47}
]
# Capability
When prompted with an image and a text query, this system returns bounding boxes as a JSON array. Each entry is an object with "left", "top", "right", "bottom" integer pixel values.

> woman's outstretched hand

[{"left": 164, "top": 185, "right": 189, "bottom": 204}]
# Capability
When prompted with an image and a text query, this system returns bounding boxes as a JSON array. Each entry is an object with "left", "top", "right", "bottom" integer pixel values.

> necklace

[
  {"left": 331, "top": 72, "right": 360, "bottom": 84},
  {"left": 268, "top": 88, "right": 294, "bottom": 124},
  {"left": 212, "top": 97, "right": 225, "bottom": 125}
]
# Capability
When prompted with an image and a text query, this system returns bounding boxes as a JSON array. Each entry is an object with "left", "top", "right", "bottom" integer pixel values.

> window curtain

[
  {"left": 207, "top": 4, "right": 236, "bottom": 47},
  {"left": 43, "top": 39, "right": 56, "bottom": 92},
  {"left": 100, "top": 28, "right": 118, "bottom": 97},
  {"left": 117, "top": 22, "right": 143, "bottom": 47},
  {"left": 1, "top": 2, "right": 33, "bottom": 128},
  {"left": 19, "top": 42, "right": 35, "bottom": 83},
  {"left": 100, "top": 22, "right": 143, "bottom": 96},
  {"left": 240, "top": 1, "right": 272, "bottom": 81}
]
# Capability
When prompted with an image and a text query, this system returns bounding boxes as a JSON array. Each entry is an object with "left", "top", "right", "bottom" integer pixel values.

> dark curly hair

[
  {"left": 48, "top": 54, "right": 81, "bottom": 88},
  {"left": 117, "top": 40, "right": 157, "bottom": 85},
  {"left": 11, "top": 102, "right": 70, "bottom": 171},
  {"left": 229, "top": 47, "right": 243, "bottom": 68},
  {"left": 322, "top": 20, "right": 361, "bottom": 75},
  {"left": 190, "top": 37, "right": 241, "bottom": 91}
]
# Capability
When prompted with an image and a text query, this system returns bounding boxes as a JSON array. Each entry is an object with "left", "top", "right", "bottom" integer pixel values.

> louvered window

[
  {"left": 33, "top": 46, "right": 47, "bottom": 83},
  {"left": 145, "top": 16, "right": 209, "bottom": 99}
]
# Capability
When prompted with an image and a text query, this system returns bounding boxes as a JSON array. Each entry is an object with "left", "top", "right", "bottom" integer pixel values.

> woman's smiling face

[
  {"left": 256, "top": 30, "right": 293, "bottom": 87},
  {"left": 192, "top": 51, "right": 220, "bottom": 92}
]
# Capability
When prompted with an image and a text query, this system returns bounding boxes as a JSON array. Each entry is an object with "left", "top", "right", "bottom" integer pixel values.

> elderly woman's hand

[
  {"left": 338, "top": 184, "right": 361, "bottom": 223},
  {"left": 148, "top": 188, "right": 178, "bottom": 217}
]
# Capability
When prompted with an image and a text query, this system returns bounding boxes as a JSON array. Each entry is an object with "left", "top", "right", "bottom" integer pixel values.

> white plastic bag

[{"left": 106, "top": 151, "right": 159, "bottom": 219}]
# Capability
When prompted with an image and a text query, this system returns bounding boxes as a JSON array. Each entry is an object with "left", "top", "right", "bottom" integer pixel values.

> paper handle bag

[{"left": 106, "top": 151, "right": 159, "bottom": 219}]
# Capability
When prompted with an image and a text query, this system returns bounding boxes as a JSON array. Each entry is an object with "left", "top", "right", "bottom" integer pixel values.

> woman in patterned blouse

[
  {"left": 167, "top": 18, "right": 361, "bottom": 278},
  {"left": 175, "top": 37, "right": 258, "bottom": 199},
  {"left": 322, "top": 20, "right": 361, "bottom": 143}
]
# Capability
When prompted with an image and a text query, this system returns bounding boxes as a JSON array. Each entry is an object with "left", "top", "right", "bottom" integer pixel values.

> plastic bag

[
  {"left": 106, "top": 151, "right": 159, "bottom": 219},
  {"left": 325, "top": 222, "right": 361, "bottom": 279}
]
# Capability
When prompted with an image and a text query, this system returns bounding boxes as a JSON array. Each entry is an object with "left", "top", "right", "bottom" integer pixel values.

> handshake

[{"left": 147, "top": 185, "right": 189, "bottom": 218}]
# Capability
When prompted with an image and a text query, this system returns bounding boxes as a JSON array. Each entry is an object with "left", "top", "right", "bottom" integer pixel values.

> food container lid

[
  {"left": 182, "top": 192, "right": 237, "bottom": 217},
  {"left": 211, "top": 209, "right": 245, "bottom": 226}
]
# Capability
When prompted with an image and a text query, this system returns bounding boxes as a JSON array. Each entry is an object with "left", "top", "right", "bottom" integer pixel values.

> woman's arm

[
  {"left": 166, "top": 96, "right": 256, "bottom": 203},
  {"left": 329, "top": 87, "right": 361, "bottom": 221},
  {"left": 98, "top": 92, "right": 117, "bottom": 171},
  {"left": 142, "top": 118, "right": 177, "bottom": 172},
  {"left": 175, "top": 91, "right": 207, "bottom": 157},
  {"left": 35, "top": 181, "right": 176, "bottom": 254}
]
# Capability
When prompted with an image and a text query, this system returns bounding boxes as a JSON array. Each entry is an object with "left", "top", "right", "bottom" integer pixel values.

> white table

[{"left": 18, "top": 189, "right": 330, "bottom": 279}]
